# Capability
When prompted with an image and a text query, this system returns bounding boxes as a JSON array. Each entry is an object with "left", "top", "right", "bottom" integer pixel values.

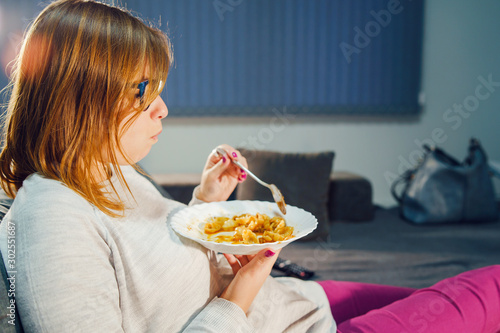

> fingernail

[
  {"left": 232, "top": 152, "right": 237, "bottom": 158},
  {"left": 265, "top": 250, "right": 275, "bottom": 257},
  {"left": 222, "top": 157, "right": 226, "bottom": 163}
]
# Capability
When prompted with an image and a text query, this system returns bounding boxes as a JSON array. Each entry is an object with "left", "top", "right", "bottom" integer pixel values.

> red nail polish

[
  {"left": 265, "top": 250, "right": 275, "bottom": 257},
  {"left": 232, "top": 152, "right": 237, "bottom": 158},
  {"left": 222, "top": 157, "right": 226, "bottom": 163}
]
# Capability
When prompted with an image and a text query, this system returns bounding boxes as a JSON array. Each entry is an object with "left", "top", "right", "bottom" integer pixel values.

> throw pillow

[{"left": 236, "top": 149, "right": 334, "bottom": 241}]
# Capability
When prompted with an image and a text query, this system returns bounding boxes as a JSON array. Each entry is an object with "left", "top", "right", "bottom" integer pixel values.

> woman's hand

[
  {"left": 220, "top": 248, "right": 281, "bottom": 314},
  {"left": 196, "top": 144, "right": 248, "bottom": 202}
]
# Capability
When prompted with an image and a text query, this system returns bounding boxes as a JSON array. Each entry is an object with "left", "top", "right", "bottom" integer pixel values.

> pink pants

[{"left": 317, "top": 265, "right": 500, "bottom": 333}]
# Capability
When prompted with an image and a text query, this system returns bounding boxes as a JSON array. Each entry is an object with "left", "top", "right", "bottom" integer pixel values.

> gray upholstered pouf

[{"left": 328, "top": 171, "right": 374, "bottom": 222}]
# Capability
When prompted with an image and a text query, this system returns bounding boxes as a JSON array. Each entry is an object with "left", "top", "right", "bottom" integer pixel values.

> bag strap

[
  {"left": 490, "top": 165, "right": 500, "bottom": 179},
  {"left": 391, "top": 145, "right": 432, "bottom": 204},
  {"left": 468, "top": 137, "right": 499, "bottom": 179},
  {"left": 390, "top": 169, "right": 414, "bottom": 204}
]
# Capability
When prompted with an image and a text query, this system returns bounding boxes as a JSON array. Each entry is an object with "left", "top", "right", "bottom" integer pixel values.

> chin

[
  {"left": 116, "top": 148, "right": 152, "bottom": 165},
  {"left": 134, "top": 148, "right": 153, "bottom": 163}
]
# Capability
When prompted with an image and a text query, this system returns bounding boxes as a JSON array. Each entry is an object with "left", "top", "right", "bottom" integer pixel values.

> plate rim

[{"left": 170, "top": 200, "right": 318, "bottom": 250}]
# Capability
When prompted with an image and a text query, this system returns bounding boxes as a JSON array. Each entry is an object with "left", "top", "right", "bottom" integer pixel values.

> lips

[
  {"left": 152, "top": 129, "right": 162, "bottom": 138},
  {"left": 151, "top": 129, "right": 162, "bottom": 140}
]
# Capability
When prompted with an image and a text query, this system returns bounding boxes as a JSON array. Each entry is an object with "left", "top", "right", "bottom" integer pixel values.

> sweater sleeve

[
  {"left": 182, "top": 297, "right": 255, "bottom": 333},
  {"left": 0, "top": 182, "right": 124, "bottom": 332},
  {"left": 188, "top": 185, "right": 207, "bottom": 206}
]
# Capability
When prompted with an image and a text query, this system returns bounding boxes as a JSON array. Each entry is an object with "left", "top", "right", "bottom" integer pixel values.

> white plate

[{"left": 170, "top": 200, "right": 317, "bottom": 255}]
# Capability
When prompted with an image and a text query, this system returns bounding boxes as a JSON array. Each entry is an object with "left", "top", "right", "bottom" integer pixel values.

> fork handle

[
  {"left": 232, "top": 160, "right": 270, "bottom": 188},
  {"left": 214, "top": 148, "right": 270, "bottom": 187}
]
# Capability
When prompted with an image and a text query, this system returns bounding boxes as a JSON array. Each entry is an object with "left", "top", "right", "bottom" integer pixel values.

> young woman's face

[{"left": 116, "top": 93, "right": 168, "bottom": 165}]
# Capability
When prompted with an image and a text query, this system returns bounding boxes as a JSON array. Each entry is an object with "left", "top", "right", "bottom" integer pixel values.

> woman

[
  {"left": 0, "top": 1, "right": 333, "bottom": 331},
  {"left": 0, "top": 1, "right": 498, "bottom": 332}
]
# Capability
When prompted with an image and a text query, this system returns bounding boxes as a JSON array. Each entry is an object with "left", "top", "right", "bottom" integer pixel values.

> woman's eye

[{"left": 144, "top": 104, "right": 150, "bottom": 111}]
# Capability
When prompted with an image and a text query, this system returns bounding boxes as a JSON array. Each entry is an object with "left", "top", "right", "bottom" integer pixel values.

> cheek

[{"left": 116, "top": 116, "right": 146, "bottom": 163}]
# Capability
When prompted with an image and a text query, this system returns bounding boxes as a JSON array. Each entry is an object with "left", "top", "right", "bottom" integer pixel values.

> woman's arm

[
  {"left": 184, "top": 146, "right": 280, "bottom": 328},
  {"left": 183, "top": 248, "right": 280, "bottom": 332},
  {"left": 220, "top": 248, "right": 281, "bottom": 313}
]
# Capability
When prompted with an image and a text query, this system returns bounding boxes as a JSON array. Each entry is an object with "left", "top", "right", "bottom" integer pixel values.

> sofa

[
  {"left": 153, "top": 170, "right": 500, "bottom": 289},
  {"left": 1, "top": 154, "right": 499, "bottom": 332},
  {"left": 150, "top": 147, "right": 499, "bottom": 289}
]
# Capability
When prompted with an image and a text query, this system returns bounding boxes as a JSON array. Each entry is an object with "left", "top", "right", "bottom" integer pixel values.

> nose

[{"left": 149, "top": 96, "right": 168, "bottom": 119}]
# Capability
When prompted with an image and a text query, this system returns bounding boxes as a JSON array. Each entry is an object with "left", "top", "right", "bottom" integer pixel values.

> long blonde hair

[{"left": 0, "top": 0, "right": 172, "bottom": 216}]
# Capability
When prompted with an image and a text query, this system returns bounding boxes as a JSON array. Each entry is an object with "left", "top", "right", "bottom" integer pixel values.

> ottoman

[{"left": 328, "top": 171, "right": 374, "bottom": 222}]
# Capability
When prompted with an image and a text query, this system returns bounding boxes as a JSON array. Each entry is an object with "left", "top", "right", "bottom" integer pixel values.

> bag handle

[
  {"left": 390, "top": 169, "right": 414, "bottom": 204},
  {"left": 469, "top": 137, "right": 500, "bottom": 179},
  {"left": 431, "top": 146, "right": 461, "bottom": 166},
  {"left": 490, "top": 165, "right": 500, "bottom": 179},
  {"left": 391, "top": 145, "right": 430, "bottom": 204}
]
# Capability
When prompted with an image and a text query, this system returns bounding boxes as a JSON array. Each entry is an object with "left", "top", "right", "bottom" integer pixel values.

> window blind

[{"left": 3, "top": 0, "right": 424, "bottom": 117}]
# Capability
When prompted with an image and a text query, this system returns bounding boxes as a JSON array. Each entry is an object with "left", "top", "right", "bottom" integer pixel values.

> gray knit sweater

[{"left": 0, "top": 166, "right": 335, "bottom": 332}]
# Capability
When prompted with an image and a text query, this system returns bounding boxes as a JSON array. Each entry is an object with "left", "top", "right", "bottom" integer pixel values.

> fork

[{"left": 214, "top": 148, "right": 287, "bottom": 215}]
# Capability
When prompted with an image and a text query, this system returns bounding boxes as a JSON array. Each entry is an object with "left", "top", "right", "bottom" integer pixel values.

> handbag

[{"left": 391, "top": 138, "right": 499, "bottom": 224}]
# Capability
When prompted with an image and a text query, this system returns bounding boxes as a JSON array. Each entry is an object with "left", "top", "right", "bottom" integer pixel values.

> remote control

[{"left": 273, "top": 257, "right": 315, "bottom": 280}]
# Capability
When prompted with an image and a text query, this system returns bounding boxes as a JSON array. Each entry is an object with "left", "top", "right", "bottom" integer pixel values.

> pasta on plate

[{"left": 203, "top": 213, "right": 295, "bottom": 244}]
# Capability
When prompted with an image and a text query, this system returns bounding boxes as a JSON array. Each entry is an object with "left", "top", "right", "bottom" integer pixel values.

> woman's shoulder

[
  {"left": 21, "top": 172, "right": 89, "bottom": 198},
  {"left": 0, "top": 174, "right": 103, "bottom": 252},
  {"left": 12, "top": 173, "right": 95, "bottom": 217}
]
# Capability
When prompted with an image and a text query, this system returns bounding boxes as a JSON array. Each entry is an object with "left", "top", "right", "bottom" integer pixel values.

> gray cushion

[
  {"left": 0, "top": 201, "right": 13, "bottom": 223},
  {"left": 0, "top": 190, "right": 22, "bottom": 332},
  {"left": 236, "top": 149, "right": 334, "bottom": 241}
]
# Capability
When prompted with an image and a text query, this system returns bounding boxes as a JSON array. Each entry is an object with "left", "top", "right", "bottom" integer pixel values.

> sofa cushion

[
  {"left": 236, "top": 149, "right": 334, "bottom": 241},
  {"left": 0, "top": 190, "right": 22, "bottom": 331}
]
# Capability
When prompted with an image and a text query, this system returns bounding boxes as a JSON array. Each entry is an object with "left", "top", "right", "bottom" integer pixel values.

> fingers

[
  {"left": 212, "top": 144, "right": 238, "bottom": 160},
  {"left": 211, "top": 144, "right": 248, "bottom": 182},
  {"left": 246, "top": 254, "right": 257, "bottom": 262},
  {"left": 251, "top": 248, "right": 281, "bottom": 268},
  {"left": 223, "top": 249, "right": 279, "bottom": 277},
  {"left": 207, "top": 156, "right": 229, "bottom": 175},
  {"left": 212, "top": 144, "right": 248, "bottom": 167},
  {"left": 199, "top": 144, "right": 249, "bottom": 201},
  {"left": 207, "top": 157, "right": 246, "bottom": 185},
  {"left": 234, "top": 255, "right": 250, "bottom": 266},
  {"left": 223, "top": 253, "right": 252, "bottom": 274},
  {"left": 223, "top": 253, "right": 241, "bottom": 275}
]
